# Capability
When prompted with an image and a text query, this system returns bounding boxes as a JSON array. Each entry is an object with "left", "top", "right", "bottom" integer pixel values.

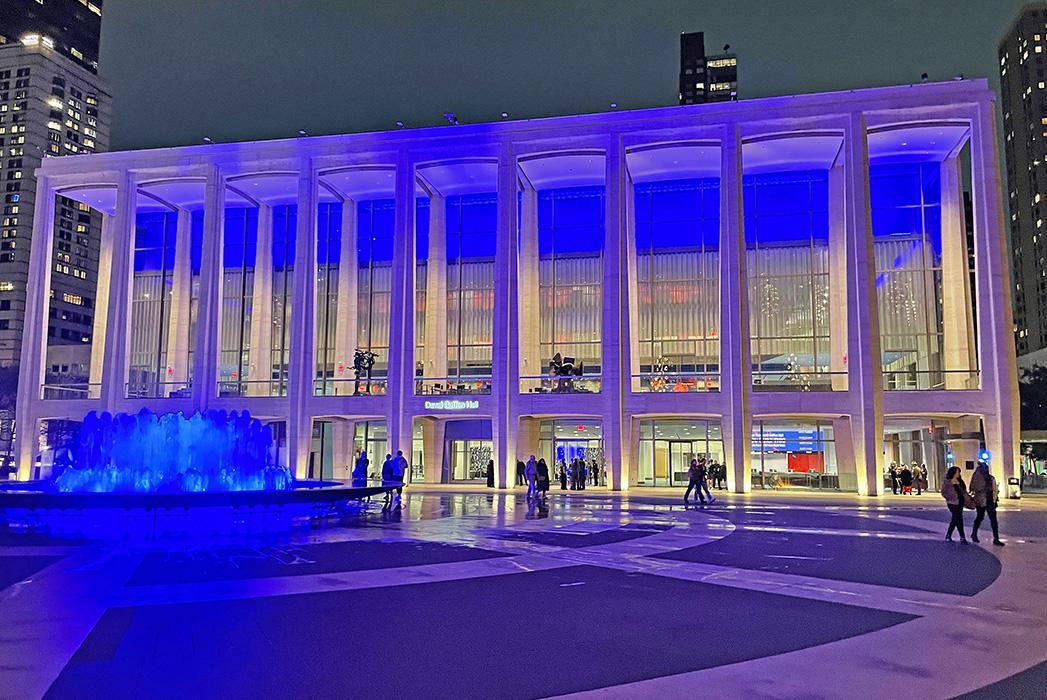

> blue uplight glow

[{"left": 52, "top": 409, "right": 292, "bottom": 493}]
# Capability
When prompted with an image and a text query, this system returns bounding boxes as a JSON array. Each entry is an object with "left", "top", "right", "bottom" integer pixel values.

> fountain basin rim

[{"left": 0, "top": 482, "right": 396, "bottom": 511}]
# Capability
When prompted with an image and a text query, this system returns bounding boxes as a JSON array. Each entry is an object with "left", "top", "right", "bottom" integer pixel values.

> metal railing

[
  {"left": 415, "top": 377, "right": 492, "bottom": 395},
  {"left": 752, "top": 371, "right": 847, "bottom": 392},
  {"left": 218, "top": 380, "right": 289, "bottom": 398},
  {"left": 313, "top": 377, "right": 389, "bottom": 397},
  {"left": 42, "top": 381, "right": 100, "bottom": 400},
  {"left": 519, "top": 374, "right": 602, "bottom": 394},
  {"left": 125, "top": 380, "right": 193, "bottom": 399},
  {"left": 882, "top": 369, "right": 979, "bottom": 391},
  {"left": 632, "top": 372, "right": 719, "bottom": 393},
  {"left": 753, "top": 470, "right": 840, "bottom": 490}
]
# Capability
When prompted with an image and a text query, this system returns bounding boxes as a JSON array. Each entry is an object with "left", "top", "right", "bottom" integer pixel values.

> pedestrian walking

[
  {"left": 941, "top": 465, "right": 970, "bottom": 543},
  {"left": 697, "top": 458, "right": 715, "bottom": 504},
  {"left": 970, "top": 461, "right": 1005, "bottom": 546},
  {"left": 536, "top": 458, "right": 550, "bottom": 499},
  {"left": 684, "top": 459, "right": 704, "bottom": 504},
  {"left": 525, "top": 455, "right": 538, "bottom": 500}
]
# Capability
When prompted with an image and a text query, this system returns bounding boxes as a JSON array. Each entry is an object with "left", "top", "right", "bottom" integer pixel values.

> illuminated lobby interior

[{"left": 14, "top": 79, "right": 1019, "bottom": 495}]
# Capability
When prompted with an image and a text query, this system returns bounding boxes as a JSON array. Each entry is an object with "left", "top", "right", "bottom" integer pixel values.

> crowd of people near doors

[
  {"left": 886, "top": 461, "right": 929, "bottom": 495},
  {"left": 512, "top": 456, "right": 605, "bottom": 490}
]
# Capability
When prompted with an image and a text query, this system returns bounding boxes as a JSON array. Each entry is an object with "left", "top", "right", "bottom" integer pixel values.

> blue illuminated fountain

[{"left": 52, "top": 409, "right": 292, "bottom": 493}]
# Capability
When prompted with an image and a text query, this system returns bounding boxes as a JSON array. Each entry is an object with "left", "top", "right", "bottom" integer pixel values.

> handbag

[{"left": 963, "top": 493, "right": 976, "bottom": 510}]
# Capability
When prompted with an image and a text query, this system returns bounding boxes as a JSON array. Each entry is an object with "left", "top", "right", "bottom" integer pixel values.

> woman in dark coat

[
  {"left": 486, "top": 459, "right": 495, "bottom": 487},
  {"left": 536, "top": 458, "right": 550, "bottom": 496},
  {"left": 940, "top": 465, "right": 969, "bottom": 543}
]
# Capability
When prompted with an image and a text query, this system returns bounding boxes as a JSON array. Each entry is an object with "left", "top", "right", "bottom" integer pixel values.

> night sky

[{"left": 100, "top": 0, "right": 1030, "bottom": 152}]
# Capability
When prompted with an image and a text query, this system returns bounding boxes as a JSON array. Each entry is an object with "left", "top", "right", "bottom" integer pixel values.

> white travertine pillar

[
  {"left": 88, "top": 213, "right": 113, "bottom": 390},
  {"left": 332, "top": 199, "right": 359, "bottom": 393},
  {"left": 518, "top": 184, "right": 541, "bottom": 392},
  {"left": 287, "top": 162, "right": 319, "bottom": 478},
  {"left": 828, "top": 162, "right": 849, "bottom": 391},
  {"left": 247, "top": 204, "right": 274, "bottom": 396},
  {"left": 193, "top": 165, "right": 225, "bottom": 413},
  {"left": 843, "top": 113, "right": 884, "bottom": 496},
  {"left": 948, "top": 416, "right": 982, "bottom": 474},
  {"left": 719, "top": 125, "right": 752, "bottom": 493},
  {"left": 601, "top": 137, "right": 627, "bottom": 491},
  {"left": 421, "top": 416, "right": 446, "bottom": 483},
  {"left": 99, "top": 170, "right": 137, "bottom": 410},
  {"left": 940, "top": 156, "right": 977, "bottom": 389},
  {"left": 970, "top": 102, "right": 1020, "bottom": 489},
  {"left": 386, "top": 151, "right": 416, "bottom": 462},
  {"left": 492, "top": 143, "right": 518, "bottom": 488},
  {"left": 330, "top": 419, "right": 356, "bottom": 481},
  {"left": 15, "top": 176, "right": 57, "bottom": 479},
  {"left": 423, "top": 193, "right": 448, "bottom": 380},
  {"left": 165, "top": 208, "right": 193, "bottom": 393}
]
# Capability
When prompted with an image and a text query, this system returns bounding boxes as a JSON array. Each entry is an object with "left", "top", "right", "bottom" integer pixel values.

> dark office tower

[
  {"left": 0, "top": 0, "right": 102, "bottom": 73},
  {"left": 1000, "top": 3, "right": 1047, "bottom": 355},
  {"left": 679, "top": 31, "right": 737, "bottom": 105}
]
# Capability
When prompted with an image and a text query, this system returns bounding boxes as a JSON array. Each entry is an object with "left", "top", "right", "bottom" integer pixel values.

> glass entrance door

[{"left": 669, "top": 441, "right": 694, "bottom": 487}]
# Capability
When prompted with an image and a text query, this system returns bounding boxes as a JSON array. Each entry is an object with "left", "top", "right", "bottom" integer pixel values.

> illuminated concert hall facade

[{"left": 14, "top": 80, "right": 1019, "bottom": 494}]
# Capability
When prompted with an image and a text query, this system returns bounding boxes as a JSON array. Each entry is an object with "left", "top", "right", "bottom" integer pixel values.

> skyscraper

[
  {"left": 1000, "top": 3, "right": 1047, "bottom": 356},
  {"left": 0, "top": 0, "right": 103, "bottom": 73},
  {"left": 679, "top": 31, "right": 737, "bottom": 105},
  {"left": 0, "top": 6, "right": 110, "bottom": 381}
]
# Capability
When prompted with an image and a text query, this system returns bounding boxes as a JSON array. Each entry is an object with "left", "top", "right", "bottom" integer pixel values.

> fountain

[
  {"left": 52, "top": 409, "right": 292, "bottom": 493},
  {"left": 0, "top": 409, "right": 396, "bottom": 538}
]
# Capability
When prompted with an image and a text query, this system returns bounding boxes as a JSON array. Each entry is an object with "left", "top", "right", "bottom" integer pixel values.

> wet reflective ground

[{"left": 2, "top": 488, "right": 1045, "bottom": 699}]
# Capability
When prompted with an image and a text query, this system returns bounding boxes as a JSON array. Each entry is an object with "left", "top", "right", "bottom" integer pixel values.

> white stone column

[
  {"left": 948, "top": 416, "right": 982, "bottom": 473},
  {"left": 828, "top": 162, "right": 849, "bottom": 391},
  {"left": 88, "top": 213, "right": 113, "bottom": 390},
  {"left": 421, "top": 416, "right": 446, "bottom": 483},
  {"left": 247, "top": 204, "right": 274, "bottom": 396},
  {"left": 165, "top": 208, "right": 193, "bottom": 393},
  {"left": 423, "top": 193, "right": 448, "bottom": 380},
  {"left": 15, "top": 175, "right": 56, "bottom": 479},
  {"left": 843, "top": 112, "right": 884, "bottom": 496},
  {"left": 940, "top": 156, "right": 977, "bottom": 389},
  {"left": 330, "top": 418, "right": 356, "bottom": 480},
  {"left": 719, "top": 125, "right": 752, "bottom": 493},
  {"left": 99, "top": 170, "right": 137, "bottom": 410},
  {"left": 287, "top": 162, "right": 319, "bottom": 479},
  {"left": 601, "top": 136, "right": 627, "bottom": 491},
  {"left": 332, "top": 199, "right": 359, "bottom": 393},
  {"left": 518, "top": 184, "right": 541, "bottom": 392},
  {"left": 386, "top": 150, "right": 416, "bottom": 461},
  {"left": 492, "top": 143, "right": 518, "bottom": 488},
  {"left": 192, "top": 165, "right": 225, "bottom": 413},
  {"left": 970, "top": 101, "right": 1020, "bottom": 489}
]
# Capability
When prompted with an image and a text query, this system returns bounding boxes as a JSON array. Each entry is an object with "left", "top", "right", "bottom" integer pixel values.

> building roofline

[
  {"left": 998, "top": 2, "right": 1047, "bottom": 50},
  {"left": 36, "top": 79, "right": 993, "bottom": 176}
]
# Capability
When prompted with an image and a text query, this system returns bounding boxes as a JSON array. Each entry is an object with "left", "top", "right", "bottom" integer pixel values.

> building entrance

[
  {"left": 539, "top": 420, "right": 605, "bottom": 487},
  {"left": 637, "top": 419, "right": 723, "bottom": 488},
  {"left": 451, "top": 439, "right": 492, "bottom": 481}
]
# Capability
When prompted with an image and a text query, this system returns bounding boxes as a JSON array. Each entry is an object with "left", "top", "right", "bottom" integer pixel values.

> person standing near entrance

[
  {"left": 536, "top": 458, "right": 550, "bottom": 499},
  {"left": 486, "top": 459, "right": 495, "bottom": 488},
  {"left": 525, "top": 455, "right": 538, "bottom": 500},
  {"left": 559, "top": 461, "right": 568, "bottom": 490},
  {"left": 912, "top": 463, "right": 924, "bottom": 495},
  {"left": 391, "top": 450, "right": 408, "bottom": 497},
  {"left": 888, "top": 463, "right": 899, "bottom": 494},
  {"left": 970, "top": 461, "right": 1005, "bottom": 546},
  {"left": 516, "top": 460, "right": 526, "bottom": 486},
  {"left": 352, "top": 451, "right": 369, "bottom": 487}
]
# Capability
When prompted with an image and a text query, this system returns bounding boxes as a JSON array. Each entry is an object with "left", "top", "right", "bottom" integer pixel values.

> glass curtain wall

[
  {"left": 634, "top": 179, "right": 720, "bottom": 392},
  {"left": 538, "top": 420, "right": 604, "bottom": 485},
  {"left": 415, "top": 198, "right": 429, "bottom": 380},
  {"left": 356, "top": 199, "right": 395, "bottom": 390},
  {"left": 870, "top": 163, "right": 945, "bottom": 389},
  {"left": 353, "top": 421, "right": 388, "bottom": 473},
  {"left": 269, "top": 205, "right": 296, "bottom": 396},
  {"left": 636, "top": 419, "right": 724, "bottom": 487},
  {"left": 883, "top": 418, "right": 946, "bottom": 492},
  {"left": 751, "top": 419, "right": 838, "bottom": 489},
  {"left": 537, "top": 186, "right": 604, "bottom": 392},
  {"left": 446, "top": 193, "right": 496, "bottom": 385},
  {"left": 315, "top": 201, "right": 342, "bottom": 392},
  {"left": 745, "top": 171, "right": 832, "bottom": 391},
  {"left": 128, "top": 211, "right": 175, "bottom": 397},
  {"left": 219, "top": 206, "right": 258, "bottom": 395}
]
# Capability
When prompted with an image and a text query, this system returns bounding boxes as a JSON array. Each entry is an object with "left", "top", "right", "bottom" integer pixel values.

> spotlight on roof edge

[
  {"left": 921, "top": 73, "right": 929, "bottom": 83},
  {"left": 500, "top": 112, "right": 509, "bottom": 119},
  {"left": 443, "top": 112, "right": 459, "bottom": 125},
  {"left": 203, "top": 137, "right": 213, "bottom": 144},
  {"left": 395, "top": 120, "right": 405, "bottom": 128},
  {"left": 610, "top": 102, "right": 618, "bottom": 109},
  {"left": 297, "top": 129, "right": 308, "bottom": 137}
]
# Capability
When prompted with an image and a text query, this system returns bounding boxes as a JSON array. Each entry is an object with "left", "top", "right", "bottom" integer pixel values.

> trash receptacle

[{"left": 1007, "top": 476, "right": 1021, "bottom": 499}]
